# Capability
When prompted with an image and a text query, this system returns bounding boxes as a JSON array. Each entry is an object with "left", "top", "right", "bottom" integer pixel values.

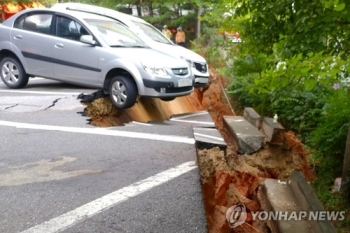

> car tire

[
  {"left": 109, "top": 75, "right": 137, "bottom": 109},
  {"left": 0, "top": 57, "right": 29, "bottom": 88},
  {"left": 160, "top": 97, "right": 176, "bottom": 101}
]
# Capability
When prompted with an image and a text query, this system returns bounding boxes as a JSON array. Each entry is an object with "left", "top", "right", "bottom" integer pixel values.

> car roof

[
  {"left": 51, "top": 3, "right": 151, "bottom": 26},
  {"left": 2, "top": 8, "right": 115, "bottom": 26}
]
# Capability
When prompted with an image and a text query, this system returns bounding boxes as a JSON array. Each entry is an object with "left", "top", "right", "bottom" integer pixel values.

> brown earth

[
  {"left": 197, "top": 131, "right": 312, "bottom": 233},
  {"left": 82, "top": 65, "right": 313, "bottom": 233}
]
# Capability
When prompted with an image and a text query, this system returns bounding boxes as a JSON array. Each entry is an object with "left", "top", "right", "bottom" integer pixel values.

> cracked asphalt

[{"left": 0, "top": 78, "right": 207, "bottom": 233}]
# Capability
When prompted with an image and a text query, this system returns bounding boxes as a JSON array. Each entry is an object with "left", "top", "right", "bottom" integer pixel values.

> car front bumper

[{"left": 141, "top": 78, "right": 194, "bottom": 97}]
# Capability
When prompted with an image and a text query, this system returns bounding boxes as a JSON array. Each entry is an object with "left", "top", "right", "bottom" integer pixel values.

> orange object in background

[{"left": 0, "top": 2, "right": 45, "bottom": 20}]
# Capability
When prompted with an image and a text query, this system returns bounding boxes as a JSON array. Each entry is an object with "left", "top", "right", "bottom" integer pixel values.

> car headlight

[
  {"left": 141, "top": 62, "right": 169, "bottom": 77},
  {"left": 180, "top": 56, "right": 195, "bottom": 68}
]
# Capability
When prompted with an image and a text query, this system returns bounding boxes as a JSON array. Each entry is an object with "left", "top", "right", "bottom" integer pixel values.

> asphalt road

[{"left": 0, "top": 78, "right": 207, "bottom": 233}]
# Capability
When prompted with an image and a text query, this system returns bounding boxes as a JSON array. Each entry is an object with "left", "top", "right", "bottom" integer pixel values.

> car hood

[
  {"left": 132, "top": 28, "right": 207, "bottom": 63},
  {"left": 111, "top": 47, "right": 189, "bottom": 68},
  {"left": 149, "top": 41, "right": 207, "bottom": 63}
]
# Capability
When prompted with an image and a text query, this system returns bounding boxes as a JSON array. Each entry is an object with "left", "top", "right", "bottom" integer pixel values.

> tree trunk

[
  {"left": 137, "top": 3, "right": 142, "bottom": 17},
  {"left": 196, "top": 5, "right": 201, "bottom": 42},
  {"left": 149, "top": 3, "right": 153, "bottom": 17},
  {"left": 341, "top": 124, "right": 350, "bottom": 202},
  {"left": 177, "top": 4, "right": 180, "bottom": 18},
  {"left": 342, "top": 125, "right": 350, "bottom": 181}
]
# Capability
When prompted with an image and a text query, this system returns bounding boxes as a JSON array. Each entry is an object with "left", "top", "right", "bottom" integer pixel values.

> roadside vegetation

[{"left": 199, "top": 0, "right": 350, "bottom": 231}]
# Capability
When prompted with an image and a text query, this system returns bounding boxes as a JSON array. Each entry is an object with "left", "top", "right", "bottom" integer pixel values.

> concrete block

[
  {"left": 288, "top": 171, "right": 337, "bottom": 233},
  {"left": 258, "top": 173, "right": 337, "bottom": 233},
  {"left": 261, "top": 117, "right": 285, "bottom": 145},
  {"left": 243, "top": 107, "right": 262, "bottom": 129},
  {"left": 223, "top": 116, "right": 265, "bottom": 154},
  {"left": 259, "top": 179, "right": 312, "bottom": 233}
]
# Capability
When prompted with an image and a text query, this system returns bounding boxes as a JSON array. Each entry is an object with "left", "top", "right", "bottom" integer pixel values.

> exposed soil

[
  {"left": 81, "top": 65, "right": 313, "bottom": 233},
  {"left": 197, "top": 131, "right": 312, "bottom": 233},
  {"left": 193, "top": 68, "right": 313, "bottom": 232}
]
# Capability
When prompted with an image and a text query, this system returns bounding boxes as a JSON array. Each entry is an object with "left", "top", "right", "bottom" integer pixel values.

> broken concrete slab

[
  {"left": 243, "top": 107, "right": 262, "bottom": 129},
  {"left": 223, "top": 116, "right": 265, "bottom": 155},
  {"left": 259, "top": 178, "right": 312, "bottom": 233},
  {"left": 259, "top": 171, "right": 337, "bottom": 233},
  {"left": 288, "top": 171, "right": 337, "bottom": 233},
  {"left": 261, "top": 117, "right": 285, "bottom": 145},
  {"left": 193, "top": 127, "right": 227, "bottom": 151}
]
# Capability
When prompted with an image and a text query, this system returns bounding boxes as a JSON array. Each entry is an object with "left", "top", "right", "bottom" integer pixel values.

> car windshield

[
  {"left": 132, "top": 20, "right": 172, "bottom": 45},
  {"left": 84, "top": 19, "right": 148, "bottom": 48}
]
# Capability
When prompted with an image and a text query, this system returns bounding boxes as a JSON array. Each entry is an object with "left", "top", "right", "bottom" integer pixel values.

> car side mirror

[{"left": 80, "top": 35, "right": 96, "bottom": 45}]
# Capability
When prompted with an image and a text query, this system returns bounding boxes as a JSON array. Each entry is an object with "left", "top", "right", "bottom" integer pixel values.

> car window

[
  {"left": 56, "top": 16, "right": 90, "bottom": 41},
  {"left": 14, "top": 13, "right": 53, "bottom": 35},
  {"left": 132, "top": 21, "right": 172, "bottom": 44},
  {"left": 84, "top": 19, "right": 147, "bottom": 48}
]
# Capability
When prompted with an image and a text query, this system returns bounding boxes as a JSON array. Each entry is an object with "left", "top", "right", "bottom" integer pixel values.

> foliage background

[{"left": 199, "top": 0, "right": 350, "bottom": 230}]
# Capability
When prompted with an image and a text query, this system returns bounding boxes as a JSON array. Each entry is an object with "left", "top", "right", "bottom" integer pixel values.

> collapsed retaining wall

[
  {"left": 79, "top": 65, "right": 324, "bottom": 232},
  {"left": 195, "top": 106, "right": 339, "bottom": 232},
  {"left": 197, "top": 130, "right": 312, "bottom": 232}
]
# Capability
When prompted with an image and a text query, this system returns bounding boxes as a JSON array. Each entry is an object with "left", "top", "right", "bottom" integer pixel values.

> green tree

[
  {"left": 201, "top": 0, "right": 350, "bottom": 228},
  {"left": 72, "top": 0, "right": 215, "bottom": 43}
]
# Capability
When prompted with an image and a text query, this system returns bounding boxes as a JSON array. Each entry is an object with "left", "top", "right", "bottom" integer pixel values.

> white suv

[{"left": 51, "top": 3, "right": 210, "bottom": 87}]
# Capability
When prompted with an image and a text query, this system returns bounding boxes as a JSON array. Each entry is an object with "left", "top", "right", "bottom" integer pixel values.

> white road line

[
  {"left": 170, "top": 118, "right": 215, "bottom": 125},
  {"left": 0, "top": 78, "right": 49, "bottom": 83},
  {"left": 21, "top": 161, "right": 197, "bottom": 233},
  {"left": 193, "top": 132, "right": 225, "bottom": 141},
  {"left": 171, "top": 111, "right": 208, "bottom": 120},
  {"left": 131, "top": 121, "right": 153, "bottom": 126},
  {"left": 0, "top": 90, "right": 83, "bottom": 95},
  {"left": 0, "top": 120, "right": 195, "bottom": 144},
  {"left": 0, "top": 78, "right": 44, "bottom": 83},
  {"left": 193, "top": 128, "right": 217, "bottom": 131}
]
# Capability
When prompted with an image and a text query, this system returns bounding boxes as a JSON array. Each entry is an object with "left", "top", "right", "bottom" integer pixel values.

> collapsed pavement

[{"left": 76, "top": 67, "right": 333, "bottom": 232}]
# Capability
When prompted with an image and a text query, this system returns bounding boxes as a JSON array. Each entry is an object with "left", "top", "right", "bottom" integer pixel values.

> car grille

[
  {"left": 194, "top": 62, "right": 207, "bottom": 73},
  {"left": 172, "top": 68, "right": 189, "bottom": 76},
  {"left": 154, "top": 86, "right": 192, "bottom": 93}
]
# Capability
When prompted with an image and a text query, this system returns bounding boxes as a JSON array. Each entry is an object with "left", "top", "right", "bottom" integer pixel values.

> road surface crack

[
  {"left": 4, "top": 104, "right": 19, "bottom": 110},
  {"left": 44, "top": 97, "right": 63, "bottom": 110}
]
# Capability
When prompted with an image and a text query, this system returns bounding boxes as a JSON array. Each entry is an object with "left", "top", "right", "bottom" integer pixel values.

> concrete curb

[
  {"left": 259, "top": 171, "right": 337, "bottom": 233},
  {"left": 288, "top": 171, "right": 337, "bottom": 233}
]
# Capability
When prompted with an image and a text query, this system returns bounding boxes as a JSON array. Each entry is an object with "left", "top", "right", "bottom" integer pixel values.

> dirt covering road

[{"left": 81, "top": 66, "right": 313, "bottom": 232}]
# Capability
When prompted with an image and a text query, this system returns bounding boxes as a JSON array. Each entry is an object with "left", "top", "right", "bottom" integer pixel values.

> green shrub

[{"left": 308, "top": 86, "right": 350, "bottom": 207}]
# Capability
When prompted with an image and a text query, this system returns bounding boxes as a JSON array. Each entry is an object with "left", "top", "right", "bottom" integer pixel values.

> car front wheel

[
  {"left": 109, "top": 75, "right": 137, "bottom": 109},
  {"left": 0, "top": 57, "right": 29, "bottom": 88}
]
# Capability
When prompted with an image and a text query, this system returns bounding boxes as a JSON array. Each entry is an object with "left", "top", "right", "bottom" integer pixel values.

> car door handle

[
  {"left": 14, "top": 35, "right": 22, "bottom": 39},
  {"left": 55, "top": 43, "right": 64, "bottom": 48}
]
